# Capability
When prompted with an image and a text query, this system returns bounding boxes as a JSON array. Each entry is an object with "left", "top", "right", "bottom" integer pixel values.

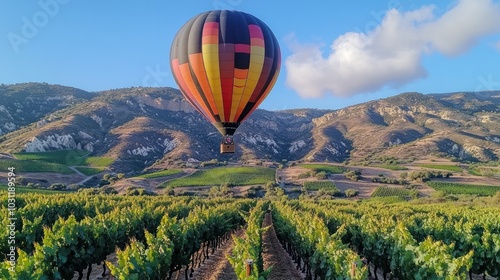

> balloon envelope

[{"left": 170, "top": 10, "right": 281, "bottom": 136}]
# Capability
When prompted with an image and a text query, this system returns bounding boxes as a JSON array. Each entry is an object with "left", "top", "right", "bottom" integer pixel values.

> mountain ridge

[{"left": 0, "top": 83, "right": 499, "bottom": 172}]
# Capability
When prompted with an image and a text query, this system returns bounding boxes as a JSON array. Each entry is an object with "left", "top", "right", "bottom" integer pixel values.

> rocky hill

[{"left": 0, "top": 83, "right": 498, "bottom": 172}]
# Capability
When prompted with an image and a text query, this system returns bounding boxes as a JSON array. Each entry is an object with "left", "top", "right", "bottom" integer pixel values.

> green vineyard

[
  {"left": 417, "top": 164, "right": 463, "bottom": 172},
  {"left": 1, "top": 190, "right": 499, "bottom": 279},
  {"left": 0, "top": 160, "right": 74, "bottom": 174},
  {"left": 427, "top": 181, "right": 500, "bottom": 196},
  {"left": 160, "top": 166, "right": 275, "bottom": 188},
  {"left": 300, "top": 164, "right": 345, "bottom": 174},
  {"left": 303, "top": 180, "right": 338, "bottom": 191},
  {"left": 136, "top": 169, "right": 182, "bottom": 179},
  {"left": 371, "top": 186, "right": 411, "bottom": 197}
]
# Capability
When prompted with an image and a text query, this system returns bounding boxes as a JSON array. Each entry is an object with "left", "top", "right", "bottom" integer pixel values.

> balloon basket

[
  {"left": 220, "top": 143, "right": 235, "bottom": 153},
  {"left": 220, "top": 135, "right": 235, "bottom": 153}
]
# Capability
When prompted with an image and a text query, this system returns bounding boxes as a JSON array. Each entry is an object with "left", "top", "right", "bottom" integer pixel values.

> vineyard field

[
  {"left": 468, "top": 166, "right": 500, "bottom": 178},
  {"left": 84, "top": 156, "right": 115, "bottom": 167},
  {"left": 427, "top": 181, "right": 500, "bottom": 196},
  {"left": 371, "top": 186, "right": 411, "bottom": 197},
  {"left": 300, "top": 164, "right": 345, "bottom": 174},
  {"left": 0, "top": 185, "right": 64, "bottom": 194},
  {"left": 0, "top": 159, "right": 74, "bottom": 174},
  {"left": 136, "top": 169, "right": 182, "bottom": 179},
  {"left": 299, "top": 200, "right": 500, "bottom": 279},
  {"left": 303, "top": 180, "right": 338, "bottom": 191},
  {"left": 160, "top": 166, "right": 275, "bottom": 188},
  {"left": 373, "top": 164, "right": 408, "bottom": 170},
  {"left": 13, "top": 150, "right": 90, "bottom": 166},
  {"left": 1, "top": 188, "right": 499, "bottom": 279},
  {"left": 418, "top": 164, "right": 463, "bottom": 172}
]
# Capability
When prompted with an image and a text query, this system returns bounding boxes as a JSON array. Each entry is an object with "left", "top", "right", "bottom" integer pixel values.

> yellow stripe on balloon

[
  {"left": 202, "top": 44, "right": 225, "bottom": 121},
  {"left": 254, "top": 67, "right": 280, "bottom": 109},
  {"left": 229, "top": 79, "right": 246, "bottom": 121},
  {"left": 235, "top": 46, "right": 264, "bottom": 117}
]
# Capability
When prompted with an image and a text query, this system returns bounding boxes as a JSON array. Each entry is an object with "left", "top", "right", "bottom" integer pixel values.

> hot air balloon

[{"left": 170, "top": 10, "right": 281, "bottom": 153}]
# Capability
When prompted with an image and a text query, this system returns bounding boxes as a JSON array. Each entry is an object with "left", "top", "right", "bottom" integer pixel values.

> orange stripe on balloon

[
  {"left": 234, "top": 69, "right": 248, "bottom": 79},
  {"left": 188, "top": 53, "right": 218, "bottom": 115},
  {"left": 171, "top": 59, "right": 212, "bottom": 121},
  {"left": 178, "top": 63, "right": 216, "bottom": 123},
  {"left": 202, "top": 36, "right": 218, "bottom": 45},
  {"left": 250, "top": 38, "right": 265, "bottom": 47}
]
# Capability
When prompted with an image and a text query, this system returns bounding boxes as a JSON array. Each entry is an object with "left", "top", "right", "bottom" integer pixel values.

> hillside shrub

[
  {"left": 48, "top": 183, "right": 66, "bottom": 190},
  {"left": 344, "top": 188, "right": 359, "bottom": 198},
  {"left": 345, "top": 170, "right": 361, "bottom": 181}
]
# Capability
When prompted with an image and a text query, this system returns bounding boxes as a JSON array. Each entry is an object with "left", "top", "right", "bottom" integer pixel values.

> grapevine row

[
  {"left": 0, "top": 200, "right": 193, "bottom": 279},
  {"left": 107, "top": 201, "right": 250, "bottom": 279},
  {"left": 272, "top": 201, "right": 368, "bottom": 279},
  {"left": 228, "top": 200, "right": 270, "bottom": 279},
  {"left": 305, "top": 200, "right": 500, "bottom": 279}
]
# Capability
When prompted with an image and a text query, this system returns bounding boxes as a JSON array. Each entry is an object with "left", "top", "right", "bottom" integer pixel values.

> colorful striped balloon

[{"left": 170, "top": 10, "right": 281, "bottom": 138}]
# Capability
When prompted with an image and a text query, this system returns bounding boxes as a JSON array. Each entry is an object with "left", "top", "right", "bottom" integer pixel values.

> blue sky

[{"left": 1, "top": 0, "right": 500, "bottom": 110}]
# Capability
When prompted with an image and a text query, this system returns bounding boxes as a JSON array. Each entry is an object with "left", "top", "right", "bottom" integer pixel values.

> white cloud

[
  {"left": 286, "top": 0, "right": 500, "bottom": 98},
  {"left": 496, "top": 41, "right": 500, "bottom": 51}
]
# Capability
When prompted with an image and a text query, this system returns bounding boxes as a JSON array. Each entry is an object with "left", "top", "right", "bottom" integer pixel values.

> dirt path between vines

[
  {"left": 76, "top": 213, "right": 307, "bottom": 280},
  {"left": 262, "top": 212, "right": 304, "bottom": 280},
  {"left": 184, "top": 229, "right": 243, "bottom": 280}
]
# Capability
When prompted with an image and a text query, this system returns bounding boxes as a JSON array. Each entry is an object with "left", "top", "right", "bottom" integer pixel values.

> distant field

[
  {"left": 371, "top": 187, "right": 411, "bottom": 197},
  {"left": 14, "top": 150, "right": 90, "bottom": 166},
  {"left": 303, "top": 180, "right": 337, "bottom": 190},
  {"left": 373, "top": 164, "right": 408, "bottom": 171},
  {"left": 12, "top": 150, "right": 114, "bottom": 175},
  {"left": 468, "top": 166, "right": 500, "bottom": 178},
  {"left": 74, "top": 166, "right": 105, "bottom": 176},
  {"left": 161, "top": 166, "right": 275, "bottom": 187},
  {"left": 0, "top": 159, "right": 74, "bottom": 174},
  {"left": 0, "top": 185, "right": 64, "bottom": 194},
  {"left": 85, "top": 156, "right": 115, "bottom": 167},
  {"left": 427, "top": 181, "right": 500, "bottom": 196},
  {"left": 300, "top": 164, "right": 345, "bottom": 174},
  {"left": 418, "top": 164, "right": 462, "bottom": 172},
  {"left": 137, "top": 169, "right": 182, "bottom": 179}
]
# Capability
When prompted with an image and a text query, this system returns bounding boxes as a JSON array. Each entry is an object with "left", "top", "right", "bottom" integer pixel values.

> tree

[
  {"left": 345, "top": 170, "right": 361, "bottom": 181},
  {"left": 164, "top": 186, "right": 175, "bottom": 196},
  {"left": 48, "top": 183, "right": 66, "bottom": 190},
  {"left": 344, "top": 188, "right": 359, "bottom": 198},
  {"left": 315, "top": 171, "right": 328, "bottom": 180},
  {"left": 208, "top": 185, "right": 233, "bottom": 198},
  {"left": 100, "top": 186, "right": 118, "bottom": 194}
]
